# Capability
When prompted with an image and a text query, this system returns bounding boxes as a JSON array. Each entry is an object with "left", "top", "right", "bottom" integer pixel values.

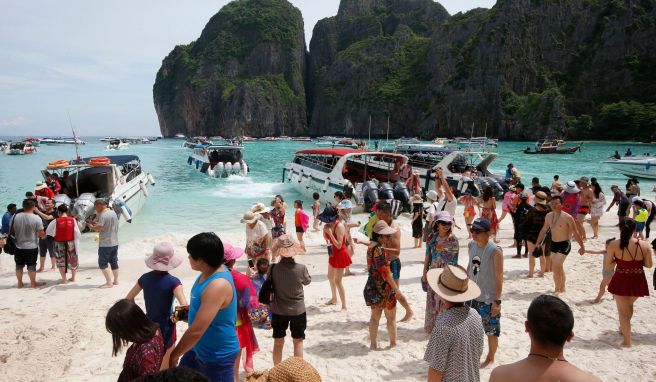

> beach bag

[
  {"left": 3, "top": 214, "right": 20, "bottom": 255},
  {"left": 299, "top": 209, "right": 310, "bottom": 232},
  {"left": 258, "top": 264, "right": 276, "bottom": 305}
]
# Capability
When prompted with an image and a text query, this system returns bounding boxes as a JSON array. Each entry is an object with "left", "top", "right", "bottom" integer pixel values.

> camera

[{"left": 173, "top": 305, "right": 189, "bottom": 322}]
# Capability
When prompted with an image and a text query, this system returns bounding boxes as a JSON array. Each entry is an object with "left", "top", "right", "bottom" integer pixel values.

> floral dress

[
  {"left": 271, "top": 207, "right": 285, "bottom": 238},
  {"left": 424, "top": 233, "right": 459, "bottom": 333},
  {"left": 363, "top": 244, "right": 396, "bottom": 310}
]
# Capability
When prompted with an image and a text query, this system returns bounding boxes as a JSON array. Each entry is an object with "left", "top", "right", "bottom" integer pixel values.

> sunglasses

[{"left": 437, "top": 221, "right": 452, "bottom": 226}]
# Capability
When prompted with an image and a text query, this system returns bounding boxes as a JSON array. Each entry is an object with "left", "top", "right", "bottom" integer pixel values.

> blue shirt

[
  {"left": 1, "top": 211, "right": 12, "bottom": 234},
  {"left": 138, "top": 271, "right": 181, "bottom": 348},
  {"left": 189, "top": 270, "right": 240, "bottom": 362}
]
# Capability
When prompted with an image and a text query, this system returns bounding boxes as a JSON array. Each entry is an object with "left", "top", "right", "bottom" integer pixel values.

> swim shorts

[
  {"left": 53, "top": 241, "right": 78, "bottom": 270},
  {"left": 551, "top": 240, "right": 571, "bottom": 256},
  {"left": 636, "top": 222, "right": 646, "bottom": 232},
  {"left": 272, "top": 312, "right": 307, "bottom": 339},
  {"left": 390, "top": 258, "right": 402, "bottom": 280},
  {"left": 14, "top": 248, "right": 38, "bottom": 272},
  {"left": 295, "top": 226, "right": 305, "bottom": 233},
  {"left": 578, "top": 206, "right": 590, "bottom": 215},
  {"left": 98, "top": 245, "right": 119, "bottom": 270},
  {"left": 470, "top": 300, "right": 500, "bottom": 337}
]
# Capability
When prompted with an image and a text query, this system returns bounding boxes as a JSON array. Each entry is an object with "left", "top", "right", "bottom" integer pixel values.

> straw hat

[
  {"left": 245, "top": 357, "right": 322, "bottom": 382},
  {"left": 240, "top": 211, "right": 260, "bottom": 224},
  {"left": 272, "top": 234, "right": 304, "bottom": 258},
  {"left": 534, "top": 191, "right": 548, "bottom": 205},
  {"left": 35, "top": 181, "right": 48, "bottom": 191},
  {"left": 223, "top": 242, "right": 244, "bottom": 263},
  {"left": 373, "top": 220, "right": 397, "bottom": 235},
  {"left": 426, "top": 264, "right": 481, "bottom": 303},
  {"left": 410, "top": 194, "right": 423, "bottom": 204},
  {"left": 316, "top": 206, "right": 338, "bottom": 223},
  {"left": 145, "top": 242, "right": 182, "bottom": 271},
  {"left": 250, "top": 202, "right": 268, "bottom": 214},
  {"left": 564, "top": 181, "right": 580, "bottom": 194}
]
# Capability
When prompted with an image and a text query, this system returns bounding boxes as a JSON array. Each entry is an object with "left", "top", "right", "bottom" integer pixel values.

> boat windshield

[{"left": 293, "top": 154, "right": 341, "bottom": 173}]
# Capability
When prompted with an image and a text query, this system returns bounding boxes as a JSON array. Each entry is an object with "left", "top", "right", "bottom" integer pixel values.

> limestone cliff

[{"left": 153, "top": 0, "right": 307, "bottom": 138}]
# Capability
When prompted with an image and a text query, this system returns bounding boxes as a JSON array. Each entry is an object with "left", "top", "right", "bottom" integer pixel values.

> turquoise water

[{"left": 1, "top": 139, "right": 654, "bottom": 243}]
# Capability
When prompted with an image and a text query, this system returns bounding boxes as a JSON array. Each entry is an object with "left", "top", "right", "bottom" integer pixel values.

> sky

[{"left": 0, "top": 0, "right": 496, "bottom": 136}]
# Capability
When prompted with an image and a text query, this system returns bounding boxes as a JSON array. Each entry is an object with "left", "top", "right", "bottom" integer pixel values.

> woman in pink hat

[
  {"left": 126, "top": 242, "right": 187, "bottom": 369},
  {"left": 224, "top": 242, "right": 260, "bottom": 381}
]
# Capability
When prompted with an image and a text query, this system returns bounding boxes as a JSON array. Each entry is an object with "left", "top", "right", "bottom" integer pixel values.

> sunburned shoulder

[{"left": 490, "top": 361, "right": 602, "bottom": 382}]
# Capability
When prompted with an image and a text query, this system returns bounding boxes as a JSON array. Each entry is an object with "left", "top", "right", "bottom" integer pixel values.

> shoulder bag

[{"left": 258, "top": 263, "right": 276, "bottom": 305}]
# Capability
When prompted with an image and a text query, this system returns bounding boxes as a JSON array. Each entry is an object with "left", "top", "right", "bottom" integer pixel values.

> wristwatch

[{"left": 494, "top": 299, "right": 502, "bottom": 305}]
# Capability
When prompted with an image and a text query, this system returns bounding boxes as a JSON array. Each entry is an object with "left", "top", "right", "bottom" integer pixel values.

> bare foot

[
  {"left": 60, "top": 279, "right": 68, "bottom": 285},
  {"left": 619, "top": 341, "right": 631, "bottom": 348},
  {"left": 17, "top": 282, "right": 25, "bottom": 289},
  {"left": 344, "top": 271, "right": 354, "bottom": 277},
  {"left": 370, "top": 344, "right": 381, "bottom": 351},
  {"left": 341, "top": 306, "right": 347, "bottom": 311},
  {"left": 480, "top": 358, "right": 495, "bottom": 368},
  {"left": 325, "top": 299, "right": 336, "bottom": 306},
  {"left": 527, "top": 273, "right": 534, "bottom": 278},
  {"left": 30, "top": 281, "right": 47, "bottom": 288},
  {"left": 538, "top": 273, "right": 545, "bottom": 278},
  {"left": 37, "top": 268, "right": 45, "bottom": 273},
  {"left": 100, "top": 283, "right": 113, "bottom": 289},
  {"left": 400, "top": 311, "right": 413, "bottom": 322},
  {"left": 113, "top": 280, "right": 119, "bottom": 285},
  {"left": 388, "top": 343, "right": 397, "bottom": 349},
  {"left": 593, "top": 298, "right": 601, "bottom": 304},
  {"left": 68, "top": 278, "right": 76, "bottom": 282}
]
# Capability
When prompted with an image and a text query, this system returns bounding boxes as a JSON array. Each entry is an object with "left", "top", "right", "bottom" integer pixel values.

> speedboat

[
  {"left": 24, "top": 137, "right": 41, "bottom": 147},
  {"left": 183, "top": 137, "right": 213, "bottom": 148},
  {"left": 605, "top": 156, "right": 656, "bottom": 179},
  {"left": 1, "top": 140, "right": 9, "bottom": 154},
  {"left": 106, "top": 139, "right": 130, "bottom": 150},
  {"left": 283, "top": 149, "right": 413, "bottom": 211},
  {"left": 291, "top": 137, "right": 312, "bottom": 142},
  {"left": 8, "top": 142, "right": 37, "bottom": 155},
  {"left": 315, "top": 138, "right": 363, "bottom": 149},
  {"left": 41, "top": 137, "right": 86, "bottom": 145},
  {"left": 99, "top": 136, "right": 118, "bottom": 142},
  {"left": 278, "top": 136, "right": 292, "bottom": 141},
  {"left": 453, "top": 137, "right": 498, "bottom": 149},
  {"left": 173, "top": 134, "right": 186, "bottom": 139},
  {"left": 385, "top": 145, "right": 507, "bottom": 199},
  {"left": 239, "top": 136, "right": 257, "bottom": 142},
  {"left": 187, "top": 142, "right": 248, "bottom": 178},
  {"left": 396, "top": 137, "right": 421, "bottom": 145},
  {"left": 43, "top": 155, "right": 154, "bottom": 232},
  {"left": 260, "top": 137, "right": 278, "bottom": 141}
]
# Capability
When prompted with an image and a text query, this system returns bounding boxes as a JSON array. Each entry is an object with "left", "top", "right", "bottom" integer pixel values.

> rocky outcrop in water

[
  {"left": 155, "top": 0, "right": 656, "bottom": 140},
  {"left": 153, "top": 0, "right": 307, "bottom": 138}
]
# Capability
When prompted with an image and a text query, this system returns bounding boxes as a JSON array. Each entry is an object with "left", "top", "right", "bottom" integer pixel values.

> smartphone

[{"left": 248, "top": 259, "right": 255, "bottom": 268}]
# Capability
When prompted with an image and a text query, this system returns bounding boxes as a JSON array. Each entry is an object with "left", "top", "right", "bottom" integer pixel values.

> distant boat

[
  {"left": 291, "top": 137, "right": 312, "bottom": 142},
  {"left": 173, "top": 134, "right": 186, "bottom": 139},
  {"left": 24, "top": 137, "right": 41, "bottom": 146},
  {"left": 316, "top": 138, "right": 362, "bottom": 149},
  {"left": 8, "top": 142, "right": 37, "bottom": 155},
  {"left": 605, "top": 156, "right": 656, "bottom": 179},
  {"left": 41, "top": 137, "right": 86, "bottom": 145},
  {"left": 524, "top": 139, "right": 581, "bottom": 154},
  {"left": 99, "top": 136, "right": 118, "bottom": 142},
  {"left": 260, "top": 137, "right": 278, "bottom": 141},
  {"left": 278, "top": 136, "right": 292, "bottom": 141},
  {"left": 182, "top": 137, "right": 213, "bottom": 149},
  {"left": 0, "top": 140, "right": 8, "bottom": 154},
  {"left": 187, "top": 143, "right": 248, "bottom": 178},
  {"left": 106, "top": 139, "right": 130, "bottom": 151}
]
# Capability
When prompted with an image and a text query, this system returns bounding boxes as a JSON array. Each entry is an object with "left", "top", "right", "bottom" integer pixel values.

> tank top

[
  {"left": 467, "top": 241, "right": 500, "bottom": 303},
  {"left": 189, "top": 270, "right": 240, "bottom": 362},
  {"left": 54, "top": 217, "right": 76, "bottom": 242}
]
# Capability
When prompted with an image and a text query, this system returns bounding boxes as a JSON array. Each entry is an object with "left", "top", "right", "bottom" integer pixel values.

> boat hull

[
  {"left": 524, "top": 146, "right": 581, "bottom": 154},
  {"left": 605, "top": 159, "right": 656, "bottom": 179}
]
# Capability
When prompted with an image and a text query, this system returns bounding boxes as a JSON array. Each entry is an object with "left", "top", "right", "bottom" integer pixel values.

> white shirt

[{"left": 246, "top": 220, "right": 269, "bottom": 244}]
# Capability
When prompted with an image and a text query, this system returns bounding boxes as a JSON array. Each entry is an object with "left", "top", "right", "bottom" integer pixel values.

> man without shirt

[
  {"left": 489, "top": 295, "right": 602, "bottom": 382},
  {"left": 536, "top": 196, "right": 585, "bottom": 295},
  {"left": 375, "top": 201, "right": 413, "bottom": 322},
  {"left": 577, "top": 177, "right": 594, "bottom": 240}
]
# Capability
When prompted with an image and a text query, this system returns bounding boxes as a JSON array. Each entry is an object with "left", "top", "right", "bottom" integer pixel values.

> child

[
  {"left": 458, "top": 190, "right": 478, "bottom": 239},
  {"left": 633, "top": 199, "right": 648, "bottom": 239},
  {"left": 249, "top": 258, "right": 272, "bottom": 330},
  {"left": 410, "top": 195, "right": 424, "bottom": 248},
  {"left": 585, "top": 238, "right": 616, "bottom": 303},
  {"left": 498, "top": 187, "right": 516, "bottom": 224},
  {"left": 294, "top": 200, "right": 310, "bottom": 251},
  {"left": 125, "top": 242, "right": 187, "bottom": 370},
  {"left": 312, "top": 192, "right": 321, "bottom": 231}
]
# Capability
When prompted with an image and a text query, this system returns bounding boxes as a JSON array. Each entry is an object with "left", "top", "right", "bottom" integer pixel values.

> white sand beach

[{"left": 1, "top": 206, "right": 655, "bottom": 382}]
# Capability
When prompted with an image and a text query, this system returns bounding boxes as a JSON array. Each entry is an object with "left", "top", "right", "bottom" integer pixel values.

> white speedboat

[
  {"left": 453, "top": 137, "right": 498, "bottom": 149},
  {"left": 605, "top": 157, "right": 656, "bottom": 179},
  {"left": 7, "top": 142, "right": 37, "bottom": 155},
  {"left": 41, "top": 137, "right": 86, "bottom": 145},
  {"left": 173, "top": 134, "right": 186, "bottom": 139},
  {"left": 315, "top": 138, "right": 363, "bottom": 149},
  {"left": 43, "top": 155, "right": 154, "bottom": 232},
  {"left": 106, "top": 139, "right": 130, "bottom": 150},
  {"left": 183, "top": 137, "right": 213, "bottom": 148},
  {"left": 291, "top": 137, "right": 312, "bottom": 142},
  {"left": 187, "top": 143, "right": 248, "bottom": 178},
  {"left": 99, "top": 136, "right": 118, "bottom": 142},
  {"left": 283, "top": 149, "right": 412, "bottom": 211},
  {"left": 0, "top": 140, "right": 9, "bottom": 154}
]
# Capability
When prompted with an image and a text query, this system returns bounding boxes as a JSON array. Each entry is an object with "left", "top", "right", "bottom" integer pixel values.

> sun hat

[
  {"left": 508, "top": 185, "right": 516, "bottom": 192},
  {"left": 245, "top": 357, "right": 321, "bottom": 382},
  {"left": 240, "top": 211, "right": 260, "bottom": 224},
  {"left": 434, "top": 211, "right": 452, "bottom": 224},
  {"left": 426, "top": 190, "right": 438, "bottom": 201},
  {"left": 564, "top": 181, "right": 580, "bottom": 194},
  {"left": 632, "top": 196, "right": 643, "bottom": 205},
  {"left": 250, "top": 202, "right": 268, "bottom": 214},
  {"left": 337, "top": 199, "right": 353, "bottom": 210},
  {"left": 373, "top": 220, "right": 397, "bottom": 235},
  {"left": 410, "top": 194, "right": 423, "bottom": 204},
  {"left": 223, "top": 242, "right": 244, "bottom": 263},
  {"left": 35, "top": 181, "right": 47, "bottom": 191},
  {"left": 145, "top": 242, "right": 183, "bottom": 271},
  {"left": 471, "top": 218, "right": 491, "bottom": 232},
  {"left": 426, "top": 264, "right": 481, "bottom": 303},
  {"left": 316, "top": 206, "right": 338, "bottom": 223},
  {"left": 272, "top": 234, "right": 304, "bottom": 258},
  {"left": 534, "top": 191, "right": 548, "bottom": 205}
]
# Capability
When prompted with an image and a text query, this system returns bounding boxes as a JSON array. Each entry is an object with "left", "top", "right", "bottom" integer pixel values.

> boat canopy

[
  {"left": 78, "top": 155, "right": 140, "bottom": 166},
  {"left": 296, "top": 148, "right": 363, "bottom": 156}
]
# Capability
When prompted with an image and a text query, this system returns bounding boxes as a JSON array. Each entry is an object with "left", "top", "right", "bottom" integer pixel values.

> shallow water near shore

[{"left": 1, "top": 138, "right": 654, "bottom": 245}]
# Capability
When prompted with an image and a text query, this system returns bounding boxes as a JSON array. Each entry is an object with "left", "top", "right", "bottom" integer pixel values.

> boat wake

[{"left": 211, "top": 179, "right": 295, "bottom": 199}]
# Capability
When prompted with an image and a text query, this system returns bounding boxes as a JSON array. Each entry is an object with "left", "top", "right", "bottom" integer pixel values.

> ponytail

[{"left": 619, "top": 218, "right": 636, "bottom": 250}]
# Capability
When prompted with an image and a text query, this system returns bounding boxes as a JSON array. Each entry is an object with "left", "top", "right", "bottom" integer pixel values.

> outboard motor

[
  {"left": 378, "top": 182, "right": 395, "bottom": 200},
  {"left": 54, "top": 194, "right": 72, "bottom": 209},
  {"left": 393, "top": 181, "right": 411, "bottom": 212},
  {"left": 233, "top": 162, "right": 241, "bottom": 175},
  {"left": 113, "top": 198, "right": 133, "bottom": 223},
  {"left": 224, "top": 162, "right": 233, "bottom": 176},
  {"left": 74, "top": 193, "right": 96, "bottom": 230},
  {"left": 216, "top": 162, "right": 225, "bottom": 177},
  {"left": 362, "top": 181, "right": 379, "bottom": 211}
]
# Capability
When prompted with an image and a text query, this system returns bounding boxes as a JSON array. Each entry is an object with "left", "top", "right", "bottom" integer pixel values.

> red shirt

[
  {"left": 118, "top": 331, "right": 164, "bottom": 382},
  {"left": 36, "top": 187, "right": 55, "bottom": 199}
]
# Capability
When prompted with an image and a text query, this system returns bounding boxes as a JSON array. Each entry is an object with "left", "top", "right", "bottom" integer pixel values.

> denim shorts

[
  {"left": 98, "top": 246, "right": 119, "bottom": 270},
  {"left": 180, "top": 349, "right": 239, "bottom": 382}
]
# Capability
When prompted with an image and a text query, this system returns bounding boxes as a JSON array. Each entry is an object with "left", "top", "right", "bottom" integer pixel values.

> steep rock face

[
  {"left": 153, "top": 0, "right": 307, "bottom": 138},
  {"left": 307, "top": 0, "right": 450, "bottom": 137},
  {"left": 308, "top": 0, "right": 656, "bottom": 139}
]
